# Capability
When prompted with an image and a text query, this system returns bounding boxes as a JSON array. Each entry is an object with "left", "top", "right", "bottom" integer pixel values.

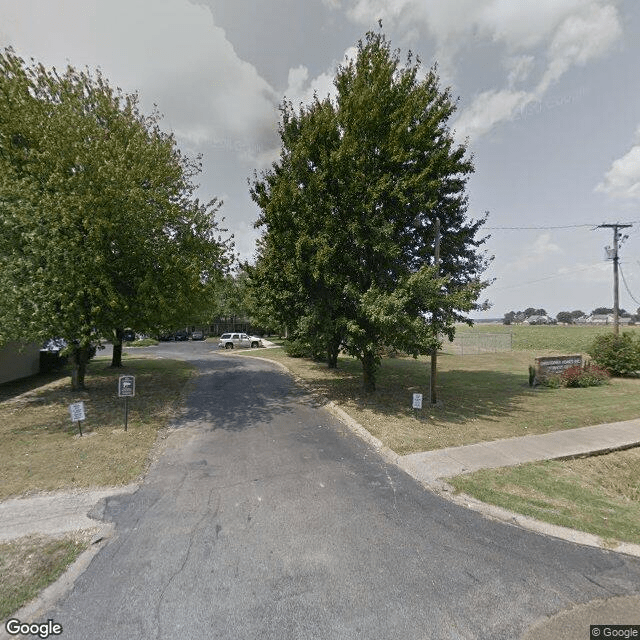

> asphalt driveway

[{"left": 37, "top": 346, "right": 640, "bottom": 639}]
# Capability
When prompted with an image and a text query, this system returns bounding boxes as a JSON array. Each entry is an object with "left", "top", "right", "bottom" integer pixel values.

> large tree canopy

[
  {"left": 249, "top": 31, "right": 491, "bottom": 391},
  {"left": 0, "top": 49, "right": 233, "bottom": 388}
]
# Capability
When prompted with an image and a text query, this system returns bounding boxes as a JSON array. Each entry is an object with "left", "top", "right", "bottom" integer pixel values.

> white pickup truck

[{"left": 217, "top": 333, "right": 263, "bottom": 349}]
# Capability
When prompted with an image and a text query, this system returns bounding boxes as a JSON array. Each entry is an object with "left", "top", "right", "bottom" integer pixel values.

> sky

[{"left": 2, "top": 0, "right": 640, "bottom": 320}]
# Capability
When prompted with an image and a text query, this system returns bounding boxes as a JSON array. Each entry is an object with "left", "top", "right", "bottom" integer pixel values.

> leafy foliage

[
  {"left": 0, "top": 49, "right": 233, "bottom": 387},
  {"left": 560, "top": 364, "right": 609, "bottom": 388},
  {"left": 249, "top": 30, "right": 490, "bottom": 391},
  {"left": 588, "top": 332, "right": 640, "bottom": 377}
]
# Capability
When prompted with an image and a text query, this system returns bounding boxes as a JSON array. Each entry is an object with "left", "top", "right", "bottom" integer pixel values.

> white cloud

[
  {"left": 505, "top": 55, "right": 536, "bottom": 86},
  {"left": 284, "top": 65, "right": 335, "bottom": 106},
  {"left": 506, "top": 233, "right": 563, "bottom": 271},
  {"left": 596, "top": 127, "right": 640, "bottom": 200},
  {"left": 0, "top": 0, "right": 281, "bottom": 163},
  {"left": 454, "top": 89, "right": 532, "bottom": 142},
  {"left": 340, "top": 0, "right": 623, "bottom": 141},
  {"left": 538, "top": 2, "right": 622, "bottom": 93},
  {"left": 283, "top": 46, "right": 357, "bottom": 108}
]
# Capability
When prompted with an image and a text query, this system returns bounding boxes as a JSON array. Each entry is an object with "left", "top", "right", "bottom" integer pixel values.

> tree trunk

[
  {"left": 71, "top": 344, "right": 91, "bottom": 390},
  {"left": 111, "top": 327, "right": 124, "bottom": 368},
  {"left": 361, "top": 349, "right": 377, "bottom": 392},
  {"left": 327, "top": 336, "right": 340, "bottom": 369}
]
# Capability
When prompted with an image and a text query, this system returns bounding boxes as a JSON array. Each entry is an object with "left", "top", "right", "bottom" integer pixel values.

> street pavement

[{"left": 3, "top": 343, "right": 640, "bottom": 639}]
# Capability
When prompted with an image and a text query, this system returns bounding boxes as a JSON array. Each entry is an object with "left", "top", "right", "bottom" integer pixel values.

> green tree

[
  {"left": 556, "top": 311, "right": 573, "bottom": 324},
  {"left": 250, "top": 30, "right": 490, "bottom": 391},
  {"left": 0, "top": 49, "right": 232, "bottom": 388},
  {"left": 503, "top": 311, "right": 516, "bottom": 325}
]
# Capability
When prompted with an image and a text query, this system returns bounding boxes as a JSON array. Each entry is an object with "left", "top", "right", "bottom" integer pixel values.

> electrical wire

[
  {"left": 619, "top": 263, "right": 640, "bottom": 307},
  {"left": 484, "top": 221, "right": 639, "bottom": 231},
  {"left": 484, "top": 223, "right": 597, "bottom": 230},
  {"left": 489, "top": 263, "right": 603, "bottom": 291}
]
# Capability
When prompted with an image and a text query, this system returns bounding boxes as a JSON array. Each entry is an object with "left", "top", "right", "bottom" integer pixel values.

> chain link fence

[{"left": 445, "top": 332, "right": 513, "bottom": 355}]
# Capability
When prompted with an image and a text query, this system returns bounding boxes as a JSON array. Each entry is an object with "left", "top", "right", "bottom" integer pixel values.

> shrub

[
  {"left": 588, "top": 332, "right": 640, "bottom": 376},
  {"left": 561, "top": 364, "right": 609, "bottom": 388},
  {"left": 284, "top": 338, "right": 315, "bottom": 358},
  {"left": 537, "top": 373, "right": 562, "bottom": 388}
]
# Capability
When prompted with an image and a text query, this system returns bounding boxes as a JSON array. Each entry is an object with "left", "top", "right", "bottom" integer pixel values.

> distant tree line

[{"left": 504, "top": 307, "right": 640, "bottom": 325}]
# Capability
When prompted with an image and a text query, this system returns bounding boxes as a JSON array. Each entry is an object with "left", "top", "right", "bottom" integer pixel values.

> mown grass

[
  {"left": 0, "top": 533, "right": 90, "bottom": 621},
  {"left": 454, "top": 322, "right": 640, "bottom": 353},
  {"left": 241, "top": 346, "right": 640, "bottom": 454},
  {"left": 448, "top": 448, "right": 640, "bottom": 546},
  {"left": 0, "top": 355, "right": 196, "bottom": 500}
]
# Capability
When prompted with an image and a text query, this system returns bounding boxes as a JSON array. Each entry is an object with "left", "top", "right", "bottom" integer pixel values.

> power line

[
  {"left": 485, "top": 223, "right": 597, "bottom": 230},
  {"left": 619, "top": 264, "right": 640, "bottom": 307},
  {"left": 485, "top": 221, "right": 640, "bottom": 231},
  {"left": 490, "top": 263, "right": 603, "bottom": 291}
]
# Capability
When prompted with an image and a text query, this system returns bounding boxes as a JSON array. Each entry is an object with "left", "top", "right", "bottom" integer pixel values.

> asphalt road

[{"left": 42, "top": 343, "right": 640, "bottom": 639}]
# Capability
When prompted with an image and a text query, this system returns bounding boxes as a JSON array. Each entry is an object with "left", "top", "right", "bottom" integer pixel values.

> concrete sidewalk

[
  {"left": 0, "top": 485, "right": 138, "bottom": 542},
  {"left": 398, "top": 418, "right": 640, "bottom": 484}
]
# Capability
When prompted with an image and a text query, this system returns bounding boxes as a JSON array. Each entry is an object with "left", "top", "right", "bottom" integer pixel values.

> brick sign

[{"left": 535, "top": 355, "right": 582, "bottom": 376}]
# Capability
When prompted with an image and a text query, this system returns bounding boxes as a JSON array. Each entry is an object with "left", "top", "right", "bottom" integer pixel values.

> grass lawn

[
  {"left": 453, "top": 322, "right": 640, "bottom": 353},
  {"left": 0, "top": 533, "right": 90, "bottom": 621},
  {"left": 241, "top": 346, "right": 640, "bottom": 454},
  {"left": 448, "top": 448, "right": 640, "bottom": 546},
  {"left": 0, "top": 354, "right": 196, "bottom": 500},
  {"left": 0, "top": 353, "right": 196, "bottom": 620}
]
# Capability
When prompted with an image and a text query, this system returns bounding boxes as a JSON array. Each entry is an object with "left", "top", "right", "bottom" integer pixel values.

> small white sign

[
  {"left": 69, "top": 401, "right": 86, "bottom": 422},
  {"left": 412, "top": 393, "right": 423, "bottom": 409},
  {"left": 118, "top": 375, "right": 135, "bottom": 398}
]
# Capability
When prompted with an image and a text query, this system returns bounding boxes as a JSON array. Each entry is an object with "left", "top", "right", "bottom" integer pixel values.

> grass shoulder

[
  {"left": 0, "top": 532, "right": 90, "bottom": 621},
  {"left": 447, "top": 448, "right": 640, "bottom": 546},
  {"left": 239, "top": 346, "right": 640, "bottom": 454},
  {"left": 0, "top": 355, "right": 197, "bottom": 500}
]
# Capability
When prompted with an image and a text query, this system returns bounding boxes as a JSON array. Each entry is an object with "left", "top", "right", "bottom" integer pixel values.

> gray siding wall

[{"left": 0, "top": 342, "right": 41, "bottom": 385}]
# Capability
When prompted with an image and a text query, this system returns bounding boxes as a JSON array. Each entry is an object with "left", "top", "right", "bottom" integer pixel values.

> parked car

[
  {"left": 174, "top": 330, "right": 189, "bottom": 341},
  {"left": 191, "top": 330, "right": 205, "bottom": 341},
  {"left": 123, "top": 329, "right": 136, "bottom": 342},
  {"left": 218, "top": 333, "right": 263, "bottom": 349}
]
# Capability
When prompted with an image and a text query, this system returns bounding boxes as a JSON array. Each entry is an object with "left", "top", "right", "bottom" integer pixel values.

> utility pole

[
  {"left": 598, "top": 223, "right": 632, "bottom": 335},
  {"left": 430, "top": 217, "right": 441, "bottom": 405}
]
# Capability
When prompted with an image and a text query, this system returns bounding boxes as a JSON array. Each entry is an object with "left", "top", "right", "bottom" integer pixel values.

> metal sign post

[
  {"left": 118, "top": 375, "right": 135, "bottom": 431},
  {"left": 69, "top": 401, "right": 86, "bottom": 436}
]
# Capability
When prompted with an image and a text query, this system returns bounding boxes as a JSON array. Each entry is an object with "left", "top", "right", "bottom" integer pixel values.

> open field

[
  {"left": 0, "top": 355, "right": 196, "bottom": 500},
  {"left": 453, "top": 322, "right": 640, "bottom": 353}
]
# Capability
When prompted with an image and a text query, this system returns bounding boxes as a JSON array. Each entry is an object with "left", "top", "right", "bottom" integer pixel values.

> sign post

[
  {"left": 412, "top": 393, "right": 423, "bottom": 418},
  {"left": 69, "top": 401, "right": 86, "bottom": 436},
  {"left": 118, "top": 375, "right": 135, "bottom": 431}
]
